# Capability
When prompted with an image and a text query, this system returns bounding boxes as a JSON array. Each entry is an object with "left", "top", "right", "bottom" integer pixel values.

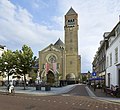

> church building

[{"left": 39, "top": 7, "right": 81, "bottom": 85}]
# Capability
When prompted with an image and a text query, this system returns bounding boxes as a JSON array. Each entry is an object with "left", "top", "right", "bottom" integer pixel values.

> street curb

[
  {"left": 95, "top": 97, "right": 120, "bottom": 105},
  {"left": 85, "top": 86, "right": 120, "bottom": 104},
  {"left": 55, "top": 84, "right": 77, "bottom": 95},
  {"left": 85, "top": 86, "right": 96, "bottom": 97},
  {"left": 0, "top": 84, "right": 77, "bottom": 96}
]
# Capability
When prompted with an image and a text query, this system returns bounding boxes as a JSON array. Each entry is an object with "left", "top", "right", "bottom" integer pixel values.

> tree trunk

[
  {"left": 23, "top": 74, "right": 26, "bottom": 90},
  {"left": 8, "top": 74, "right": 9, "bottom": 85}
]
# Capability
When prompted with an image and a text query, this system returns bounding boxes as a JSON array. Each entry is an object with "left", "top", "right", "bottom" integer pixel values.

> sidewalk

[
  {"left": 86, "top": 86, "right": 120, "bottom": 103},
  {"left": 0, "top": 84, "right": 77, "bottom": 96}
]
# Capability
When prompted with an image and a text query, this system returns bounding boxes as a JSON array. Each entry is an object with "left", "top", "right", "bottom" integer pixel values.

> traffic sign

[{"left": 92, "top": 72, "right": 96, "bottom": 76}]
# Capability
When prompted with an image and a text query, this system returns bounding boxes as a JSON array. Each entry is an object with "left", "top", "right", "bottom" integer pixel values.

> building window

[
  {"left": 68, "top": 19, "right": 75, "bottom": 26},
  {"left": 115, "top": 47, "right": 118, "bottom": 63},
  {"left": 42, "top": 64, "right": 45, "bottom": 69},
  {"left": 48, "top": 55, "right": 56, "bottom": 63},
  {"left": 57, "top": 63, "right": 60, "bottom": 69},
  {"left": 107, "top": 56, "right": 109, "bottom": 67},
  {"left": 110, "top": 53, "right": 112, "bottom": 66}
]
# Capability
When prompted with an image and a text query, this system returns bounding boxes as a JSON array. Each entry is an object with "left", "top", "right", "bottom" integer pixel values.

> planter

[
  {"left": 36, "top": 85, "right": 41, "bottom": 90},
  {"left": 45, "top": 85, "right": 51, "bottom": 91}
]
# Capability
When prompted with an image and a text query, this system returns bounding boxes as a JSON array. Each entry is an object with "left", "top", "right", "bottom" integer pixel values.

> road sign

[{"left": 92, "top": 72, "right": 96, "bottom": 76}]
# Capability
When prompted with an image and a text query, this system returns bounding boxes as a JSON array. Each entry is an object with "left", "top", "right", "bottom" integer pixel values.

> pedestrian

[{"left": 9, "top": 84, "right": 14, "bottom": 93}]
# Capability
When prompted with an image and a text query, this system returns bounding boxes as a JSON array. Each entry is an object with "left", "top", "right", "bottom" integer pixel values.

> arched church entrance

[
  {"left": 47, "top": 70, "right": 55, "bottom": 85},
  {"left": 66, "top": 73, "right": 75, "bottom": 80},
  {"left": 66, "top": 73, "right": 76, "bottom": 85}
]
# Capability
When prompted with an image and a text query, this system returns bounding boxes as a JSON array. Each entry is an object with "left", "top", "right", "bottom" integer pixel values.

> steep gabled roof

[
  {"left": 66, "top": 7, "right": 77, "bottom": 15},
  {"left": 54, "top": 38, "right": 64, "bottom": 46},
  {"left": 39, "top": 44, "right": 61, "bottom": 53}
]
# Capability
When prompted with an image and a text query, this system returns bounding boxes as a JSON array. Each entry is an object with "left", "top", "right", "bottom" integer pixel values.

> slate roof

[
  {"left": 66, "top": 7, "right": 77, "bottom": 15},
  {"left": 54, "top": 38, "right": 64, "bottom": 46}
]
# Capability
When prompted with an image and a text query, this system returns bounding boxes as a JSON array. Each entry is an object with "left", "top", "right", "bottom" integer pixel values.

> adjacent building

[
  {"left": 106, "top": 21, "right": 120, "bottom": 87},
  {"left": 92, "top": 32, "right": 109, "bottom": 79},
  {"left": 92, "top": 21, "right": 120, "bottom": 88},
  {"left": 92, "top": 51, "right": 99, "bottom": 77},
  {"left": 97, "top": 32, "right": 109, "bottom": 79},
  {"left": 39, "top": 8, "right": 81, "bottom": 85}
]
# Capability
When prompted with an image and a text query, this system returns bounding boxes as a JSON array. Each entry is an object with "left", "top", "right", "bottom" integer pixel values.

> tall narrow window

[
  {"left": 107, "top": 56, "right": 109, "bottom": 67},
  {"left": 57, "top": 63, "right": 60, "bottom": 69},
  {"left": 115, "top": 47, "right": 118, "bottom": 63},
  {"left": 110, "top": 53, "right": 112, "bottom": 66},
  {"left": 42, "top": 64, "right": 45, "bottom": 69}
]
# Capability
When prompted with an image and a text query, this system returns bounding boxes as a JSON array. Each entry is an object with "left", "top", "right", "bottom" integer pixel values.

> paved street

[
  {"left": 0, "top": 85, "right": 120, "bottom": 110},
  {"left": 63, "top": 85, "right": 89, "bottom": 96}
]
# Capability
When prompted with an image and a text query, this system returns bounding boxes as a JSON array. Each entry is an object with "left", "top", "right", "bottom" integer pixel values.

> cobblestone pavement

[
  {"left": 0, "top": 85, "right": 120, "bottom": 110},
  {"left": 0, "top": 93, "right": 120, "bottom": 110}
]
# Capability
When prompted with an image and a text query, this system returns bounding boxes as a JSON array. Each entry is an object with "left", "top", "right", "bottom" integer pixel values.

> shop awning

[{"left": 89, "top": 77, "right": 105, "bottom": 81}]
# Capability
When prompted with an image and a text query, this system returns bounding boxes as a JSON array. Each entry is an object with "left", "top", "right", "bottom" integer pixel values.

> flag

[
  {"left": 45, "top": 63, "right": 49, "bottom": 74},
  {"left": 53, "top": 62, "right": 57, "bottom": 74}
]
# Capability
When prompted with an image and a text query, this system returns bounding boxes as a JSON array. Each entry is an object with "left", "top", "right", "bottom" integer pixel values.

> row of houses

[{"left": 92, "top": 21, "right": 120, "bottom": 88}]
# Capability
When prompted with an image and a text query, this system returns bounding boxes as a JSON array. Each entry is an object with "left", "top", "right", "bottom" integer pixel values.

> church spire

[{"left": 66, "top": 7, "right": 77, "bottom": 15}]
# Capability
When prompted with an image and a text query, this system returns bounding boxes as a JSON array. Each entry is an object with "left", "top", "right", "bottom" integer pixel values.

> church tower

[{"left": 64, "top": 7, "right": 80, "bottom": 80}]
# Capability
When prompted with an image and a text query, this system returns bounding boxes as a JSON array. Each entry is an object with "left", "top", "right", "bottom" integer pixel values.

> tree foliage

[
  {"left": 0, "top": 50, "right": 16, "bottom": 84},
  {"left": 16, "top": 45, "right": 36, "bottom": 89},
  {"left": 0, "top": 45, "right": 36, "bottom": 89}
]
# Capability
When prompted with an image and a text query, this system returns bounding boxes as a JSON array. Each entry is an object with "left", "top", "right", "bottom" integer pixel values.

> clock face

[{"left": 69, "top": 27, "right": 73, "bottom": 30}]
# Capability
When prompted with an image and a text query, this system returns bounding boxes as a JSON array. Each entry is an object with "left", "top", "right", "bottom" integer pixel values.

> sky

[{"left": 0, "top": 0, "right": 120, "bottom": 73}]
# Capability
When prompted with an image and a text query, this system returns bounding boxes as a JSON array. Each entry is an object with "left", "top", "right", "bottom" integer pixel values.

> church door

[{"left": 47, "top": 71, "right": 55, "bottom": 85}]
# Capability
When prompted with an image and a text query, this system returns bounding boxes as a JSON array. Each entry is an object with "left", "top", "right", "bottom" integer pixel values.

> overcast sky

[{"left": 0, "top": 0, "right": 120, "bottom": 72}]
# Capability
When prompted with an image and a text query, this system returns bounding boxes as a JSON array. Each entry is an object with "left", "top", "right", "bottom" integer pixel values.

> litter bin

[
  {"left": 36, "top": 84, "right": 41, "bottom": 90},
  {"left": 45, "top": 84, "right": 51, "bottom": 91}
]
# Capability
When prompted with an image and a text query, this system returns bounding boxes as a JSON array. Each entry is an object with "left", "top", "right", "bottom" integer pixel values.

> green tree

[
  {"left": 82, "top": 75, "right": 87, "bottom": 82},
  {"left": 0, "top": 50, "right": 16, "bottom": 85},
  {"left": 16, "top": 45, "right": 36, "bottom": 90},
  {"left": 29, "top": 70, "right": 37, "bottom": 83}
]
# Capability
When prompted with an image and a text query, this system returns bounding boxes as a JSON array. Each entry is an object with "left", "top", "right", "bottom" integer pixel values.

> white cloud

[
  {"left": 33, "top": 0, "right": 48, "bottom": 9},
  {"left": 52, "top": 16, "right": 63, "bottom": 29},
  {"left": 0, "top": 0, "right": 62, "bottom": 55}
]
